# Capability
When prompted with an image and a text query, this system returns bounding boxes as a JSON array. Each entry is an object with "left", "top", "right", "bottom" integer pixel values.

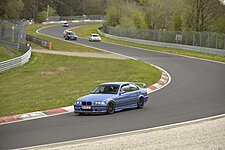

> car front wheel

[
  {"left": 137, "top": 97, "right": 144, "bottom": 109},
  {"left": 107, "top": 101, "right": 115, "bottom": 114}
]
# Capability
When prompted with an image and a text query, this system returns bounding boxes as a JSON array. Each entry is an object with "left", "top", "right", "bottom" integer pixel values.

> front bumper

[
  {"left": 144, "top": 95, "right": 148, "bottom": 103},
  {"left": 89, "top": 38, "right": 101, "bottom": 41},
  {"left": 68, "top": 37, "right": 77, "bottom": 40},
  {"left": 74, "top": 105, "right": 107, "bottom": 113}
]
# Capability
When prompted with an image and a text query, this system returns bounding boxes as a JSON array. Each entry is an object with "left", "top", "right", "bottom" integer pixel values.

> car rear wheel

[
  {"left": 107, "top": 101, "right": 115, "bottom": 114},
  {"left": 137, "top": 97, "right": 144, "bottom": 109}
]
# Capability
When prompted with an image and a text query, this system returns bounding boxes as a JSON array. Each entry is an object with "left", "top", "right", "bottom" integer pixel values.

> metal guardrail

[
  {"left": 98, "top": 27, "right": 225, "bottom": 57},
  {"left": 26, "top": 35, "right": 51, "bottom": 49},
  {"left": 0, "top": 46, "right": 31, "bottom": 73}
]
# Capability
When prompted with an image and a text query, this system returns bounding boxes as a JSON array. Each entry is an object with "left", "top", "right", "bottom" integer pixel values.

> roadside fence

[
  {"left": 26, "top": 35, "right": 51, "bottom": 49},
  {"left": 0, "top": 19, "right": 27, "bottom": 53},
  {"left": 46, "top": 15, "right": 105, "bottom": 22},
  {"left": 0, "top": 19, "right": 32, "bottom": 73},
  {"left": 102, "top": 24, "right": 225, "bottom": 50}
]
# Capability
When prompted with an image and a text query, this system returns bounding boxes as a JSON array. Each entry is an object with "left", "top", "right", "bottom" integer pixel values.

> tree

[
  {"left": 0, "top": 0, "right": 8, "bottom": 20},
  {"left": 80, "top": 0, "right": 106, "bottom": 15},
  {"left": 179, "top": 0, "right": 224, "bottom": 32},
  {"left": 106, "top": 0, "right": 124, "bottom": 26},
  {"left": 3, "top": 0, "right": 24, "bottom": 20},
  {"left": 214, "top": 18, "right": 225, "bottom": 33},
  {"left": 22, "top": 0, "right": 38, "bottom": 20},
  {"left": 173, "top": 16, "right": 182, "bottom": 31},
  {"left": 138, "top": 0, "right": 174, "bottom": 30},
  {"left": 48, "top": 6, "right": 58, "bottom": 16},
  {"left": 37, "top": 6, "right": 58, "bottom": 22},
  {"left": 37, "top": 11, "right": 47, "bottom": 22}
]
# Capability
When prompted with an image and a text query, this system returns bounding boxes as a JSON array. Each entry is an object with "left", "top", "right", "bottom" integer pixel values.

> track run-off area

[{"left": 0, "top": 23, "right": 224, "bottom": 149}]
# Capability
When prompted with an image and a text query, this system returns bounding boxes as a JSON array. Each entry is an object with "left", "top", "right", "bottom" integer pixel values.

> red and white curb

[
  {"left": 0, "top": 106, "right": 74, "bottom": 125},
  {"left": 147, "top": 66, "right": 171, "bottom": 94},
  {"left": 0, "top": 68, "right": 170, "bottom": 125}
]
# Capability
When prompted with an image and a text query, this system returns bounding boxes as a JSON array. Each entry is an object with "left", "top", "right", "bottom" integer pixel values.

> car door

[
  {"left": 128, "top": 84, "right": 140, "bottom": 105},
  {"left": 114, "top": 84, "right": 133, "bottom": 109}
]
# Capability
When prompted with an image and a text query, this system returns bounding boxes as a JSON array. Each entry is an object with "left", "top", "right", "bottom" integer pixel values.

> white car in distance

[
  {"left": 63, "top": 23, "right": 69, "bottom": 27},
  {"left": 89, "top": 34, "right": 101, "bottom": 42}
]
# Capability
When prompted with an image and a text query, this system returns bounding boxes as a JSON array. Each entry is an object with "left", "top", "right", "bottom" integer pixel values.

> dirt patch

[
  {"left": 40, "top": 71, "right": 55, "bottom": 76},
  {"left": 57, "top": 67, "right": 66, "bottom": 71},
  {"left": 40, "top": 67, "right": 67, "bottom": 77}
]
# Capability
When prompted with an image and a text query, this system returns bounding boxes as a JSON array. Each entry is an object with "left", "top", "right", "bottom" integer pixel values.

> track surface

[{"left": 0, "top": 23, "right": 224, "bottom": 149}]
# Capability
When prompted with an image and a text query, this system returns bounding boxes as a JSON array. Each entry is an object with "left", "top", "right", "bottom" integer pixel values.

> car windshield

[
  {"left": 92, "top": 85, "right": 119, "bottom": 94},
  {"left": 68, "top": 32, "right": 75, "bottom": 35},
  {"left": 92, "top": 34, "right": 99, "bottom": 37}
]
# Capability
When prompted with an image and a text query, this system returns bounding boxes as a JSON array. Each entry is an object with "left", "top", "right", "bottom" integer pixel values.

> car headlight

[
  {"left": 94, "top": 101, "right": 105, "bottom": 105},
  {"left": 75, "top": 101, "right": 82, "bottom": 105}
]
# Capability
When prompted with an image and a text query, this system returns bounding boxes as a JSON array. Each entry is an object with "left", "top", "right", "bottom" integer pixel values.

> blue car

[{"left": 74, "top": 82, "right": 148, "bottom": 114}]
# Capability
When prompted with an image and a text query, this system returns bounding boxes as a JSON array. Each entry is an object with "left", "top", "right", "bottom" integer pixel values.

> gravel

[{"left": 28, "top": 115, "right": 225, "bottom": 150}]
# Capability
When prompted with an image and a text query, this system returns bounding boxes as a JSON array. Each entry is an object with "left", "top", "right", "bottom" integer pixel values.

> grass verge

[
  {"left": 71, "top": 25, "right": 225, "bottom": 63},
  {"left": 0, "top": 44, "right": 23, "bottom": 62},
  {"left": 0, "top": 52, "right": 161, "bottom": 117}
]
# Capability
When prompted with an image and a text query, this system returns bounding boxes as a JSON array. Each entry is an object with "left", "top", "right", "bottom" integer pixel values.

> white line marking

[{"left": 16, "top": 113, "right": 225, "bottom": 150}]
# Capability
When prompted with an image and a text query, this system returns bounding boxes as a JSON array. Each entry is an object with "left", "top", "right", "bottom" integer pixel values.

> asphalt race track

[{"left": 0, "top": 23, "right": 224, "bottom": 149}]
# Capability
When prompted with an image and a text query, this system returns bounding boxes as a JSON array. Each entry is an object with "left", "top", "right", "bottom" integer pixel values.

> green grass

[
  {"left": 71, "top": 25, "right": 225, "bottom": 63},
  {"left": 0, "top": 47, "right": 14, "bottom": 62},
  {"left": 0, "top": 52, "right": 161, "bottom": 117},
  {"left": 27, "top": 24, "right": 104, "bottom": 53},
  {"left": 0, "top": 45, "right": 23, "bottom": 62}
]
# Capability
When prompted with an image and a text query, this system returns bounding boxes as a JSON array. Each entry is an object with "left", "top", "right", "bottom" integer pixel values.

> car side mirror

[
  {"left": 90, "top": 91, "right": 92, "bottom": 94},
  {"left": 119, "top": 91, "right": 125, "bottom": 95}
]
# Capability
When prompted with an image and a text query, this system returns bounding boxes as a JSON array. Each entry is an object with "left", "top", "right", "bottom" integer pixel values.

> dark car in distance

[{"left": 64, "top": 31, "right": 77, "bottom": 40}]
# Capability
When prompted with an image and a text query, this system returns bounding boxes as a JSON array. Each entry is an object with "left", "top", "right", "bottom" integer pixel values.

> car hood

[
  {"left": 77, "top": 94, "right": 116, "bottom": 101},
  {"left": 68, "top": 35, "right": 77, "bottom": 37}
]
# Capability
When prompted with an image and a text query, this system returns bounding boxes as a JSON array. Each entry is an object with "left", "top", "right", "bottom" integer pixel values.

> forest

[
  {"left": 106, "top": 0, "right": 225, "bottom": 33},
  {"left": 0, "top": 0, "right": 224, "bottom": 33},
  {"left": 0, "top": 0, "right": 107, "bottom": 22}
]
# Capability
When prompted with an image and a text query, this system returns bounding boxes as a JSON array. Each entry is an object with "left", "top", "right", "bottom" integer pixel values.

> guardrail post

[
  {"left": 0, "top": 21, "right": 2, "bottom": 40},
  {"left": 157, "top": 31, "right": 159, "bottom": 42},
  {"left": 207, "top": 32, "right": 210, "bottom": 48},
  {"left": 193, "top": 32, "right": 195, "bottom": 46},
  {"left": 216, "top": 33, "right": 218, "bottom": 49},
  {"left": 16, "top": 24, "right": 20, "bottom": 53},
  {"left": 12, "top": 26, "right": 15, "bottom": 42},
  {"left": 186, "top": 31, "right": 188, "bottom": 45},
  {"left": 199, "top": 32, "right": 202, "bottom": 47},
  {"left": 224, "top": 33, "right": 225, "bottom": 50}
]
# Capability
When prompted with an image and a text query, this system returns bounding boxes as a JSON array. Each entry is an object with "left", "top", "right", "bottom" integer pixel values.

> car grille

[{"left": 82, "top": 101, "right": 92, "bottom": 105}]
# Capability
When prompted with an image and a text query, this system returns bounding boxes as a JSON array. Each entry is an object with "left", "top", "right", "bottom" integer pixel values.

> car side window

[
  {"left": 121, "top": 84, "right": 131, "bottom": 93},
  {"left": 129, "top": 84, "right": 139, "bottom": 91}
]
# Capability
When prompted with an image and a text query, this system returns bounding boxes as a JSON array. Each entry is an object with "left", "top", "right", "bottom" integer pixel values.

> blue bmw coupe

[{"left": 74, "top": 82, "right": 148, "bottom": 114}]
